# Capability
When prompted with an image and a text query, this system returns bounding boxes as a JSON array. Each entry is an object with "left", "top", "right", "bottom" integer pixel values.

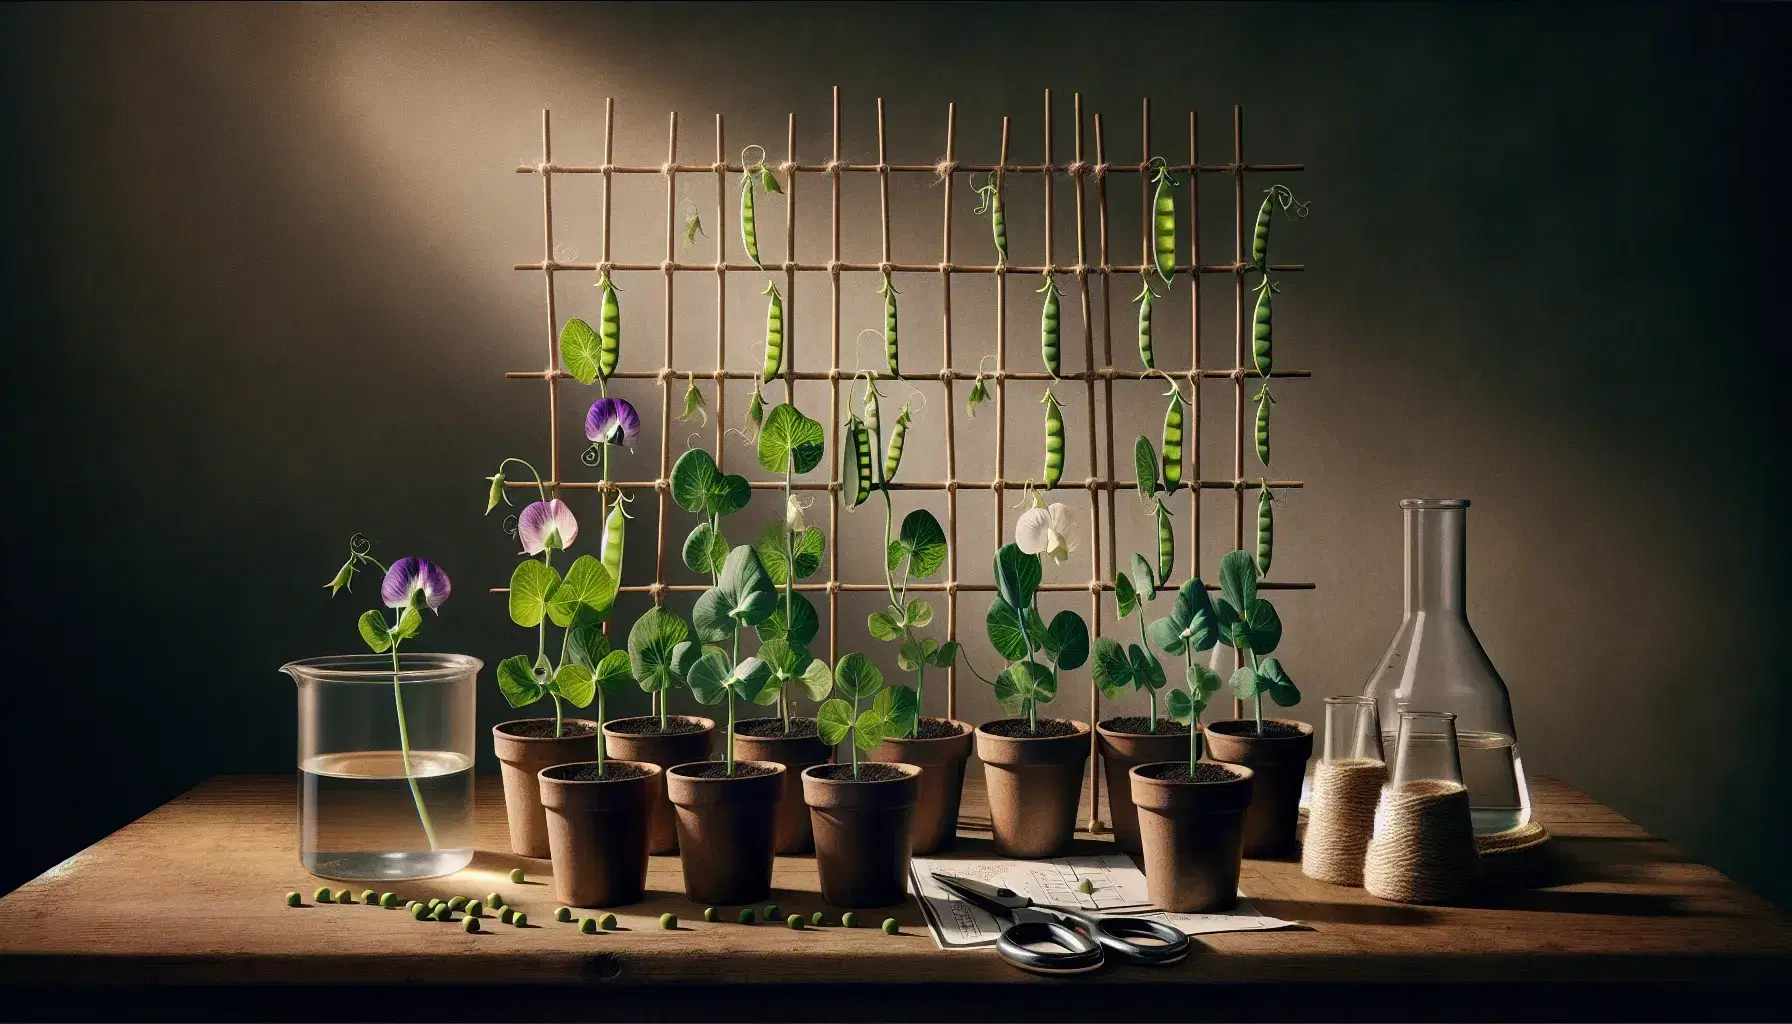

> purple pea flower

[
  {"left": 584, "top": 397, "right": 641, "bottom": 451},
  {"left": 381, "top": 556, "right": 452, "bottom": 613},
  {"left": 517, "top": 498, "right": 579, "bottom": 555}
]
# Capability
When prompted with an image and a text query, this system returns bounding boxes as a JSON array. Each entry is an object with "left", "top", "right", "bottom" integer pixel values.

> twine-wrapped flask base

[
  {"left": 1300, "top": 757, "right": 1386, "bottom": 886},
  {"left": 1364, "top": 780, "right": 1480, "bottom": 905}
]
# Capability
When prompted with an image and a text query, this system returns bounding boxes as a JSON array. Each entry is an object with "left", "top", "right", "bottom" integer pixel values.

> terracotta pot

[
  {"left": 802, "top": 763, "right": 921, "bottom": 908},
  {"left": 1130, "top": 761, "right": 1255, "bottom": 912},
  {"left": 974, "top": 719, "right": 1091, "bottom": 858},
  {"left": 601, "top": 716, "right": 715, "bottom": 854},
  {"left": 492, "top": 718, "right": 600, "bottom": 858},
  {"left": 1096, "top": 719, "right": 1194, "bottom": 855},
  {"left": 732, "top": 719, "right": 832, "bottom": 854},
  {"left": 537, "top": 761, "right": 659, "bottom": 908},
  {"left": 666, "top": 760, "right": 786, "bottom": 905},
  {"left": 871, "top": 720, "right": 974, "bottom": 855},
  {"left": 1202, "top": 718, "right": 1315, "bottom": 858}
]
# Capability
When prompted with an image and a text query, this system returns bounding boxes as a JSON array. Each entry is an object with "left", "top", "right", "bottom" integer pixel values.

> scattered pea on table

[
  {"left": 509, "top": 869, "right": 526, "bottom": 884},
  {"left": 786, "top": 915, "right": 803, "bottom": 930},
  {"left": 284, "top": 892, "right": 301, "bottom": 908},
  {"left": 499, "top": 907, "right": 515, "bottom": 925},
  {"left": 463, "top": 917, "right": 480, "bottom": 933},
  {"left": 882, "top": 919, "right": 899, "bottom": 935},
  {"left": 660, "top": 913, "right": 677, "bottom": 930},
  {"left": 738, "top": 908, "right": 755, "bottom": 925},
  {"left": 703, "top": 907, "right": 718, "bottom": 923},
  {"left": 555, "top": 907, "right": 573, "bottom": 923},
  {"left": 432, "top": 905, "right": 453, "bottom": 922},
  {"left": 512, "top": 913, "right": 528, "bottom": 928},
  {"left": 360, "top": 889, "right": 376, "bottom": 905},
  {"left": 336, "top": 890, "right": 355, "bottom": 905},
  {"left": 447, "top": 896, "right": 467, "bottom": 912},
  {"left": 841, "top": 912, "right": 858, "bottom": 929},
  {"left": 763, "top": 904, "right": 780, "bottom": 921},
  {"left": 411, "top": 904, "right": 429, "bottom": 920},
  {"left": 579, "top": 917, "right": 598, "bottom": 935},
  {"left": 379, "top": 892, "right": 398, "bottom": 909},
  {"left": 486, "top": 892, "right": 505, "bottom": 909},
  {"left": 810, "top": 912, "right": 825, "bottom": 927},
  {"left": 1076, "top": 878, "right": 1095, "bottom": 895},
  {"left": 313, "top": 887, "right": 333, "bottom": 904},
  {"left": 600, "top": 914, "right": 618, "bottom": 931}
]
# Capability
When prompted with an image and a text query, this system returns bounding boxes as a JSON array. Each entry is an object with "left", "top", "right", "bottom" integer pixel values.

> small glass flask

[
  {"left": 1301, "top": 697, "right": 1386, "bottom": 886},
  {"left": 1365, "top": 710, "right": 1479, "bottom": 904},
  {"left": 1362, "top": 499, "right": 1530, "bottom": 834}
]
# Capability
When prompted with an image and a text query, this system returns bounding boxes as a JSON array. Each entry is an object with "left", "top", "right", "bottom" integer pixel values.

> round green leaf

[
  {"left": 895, "top": 511, "right": 948, "bottom": 579},
  {"left": 985, "top": 599, "right": 1046, "bottom": 661},
  {"left": 566, "top": 625, "right": 610, "bottom": 672},
  {"left": 548, "top": 555, "right": 617, "bottom": 628},
  {"left": 833, "top": 653, "right": 884, "bottom": 700},
  {"left": 1091, "top": 637, "right": 1133, "bottom": 698},
  {"left": 560, "top": 318, "right": 601, "bottom": 385},
  {"left": 1219, "top": 550, "right": 1258, "bottom": 616},
  {"left": 552, "top": 663, "right": 596, "bottom": 709},
  {"left": 816, "top": 698, "right": 853, "bottom": 746},
  {"left": 627, "top": 606, "right": 692, "bottom": 694},
  {"left": 1244, "top": 598, "right": 1282, "bottom": 656},
  {"left": 882, "top": 684, "right": 919, "bottom": 739},
  {"left": 683, "top": 523, "right": 726, "bottom": 575},
  {"left": 671, "top": 447, "right": 720, "bottom": 514},
  {"left": 684, "top": 648, "right": 732, "bottom": 705},
  {"left": 594, "top": 649, "right": 635, "bottom": 696},
  {"left": 496, "top": 655, "right": 544, "bottom": 708},
  {"left": 867, "top": 611, "right": 904, "bottom": 642},
  {"left": 757, "top": 591, "right": 819, "bottom": 647},
  {"left": 507, "top": 560, "right": 561, "bottom": 628},
  {"left": 905, "top": 599, "right": 934, "bottom": 628},
  {"left": 1134, "top": 435, "right": 1159, "bottom": 501},
  {"left": 357, "top": 610, "right": 393, "bottom": 654},
  {"left": 757, "top": 404, "right": 826, "bottom": 474},
  {"left": 1189, "top": 662, "right": 1223, "bottom": 696},
  {"left": 1227, "top": 665, "right": 1263, "bottom": 700},
  {"left": 853, "top": 710, "right": 887, "bottom": 751},
  {"left": 1114, "top": 572, "right": 1139, "bottom": 619},
  {"left": 797, "top": 658, "right": 835, "bottom": 702},
  {"left": 1043, "top": 611, "right": 1089, "bottom": 671},
  {"left": 993, "top": 544, "right": 1041, "bottom": 610},
  {"left": 1128, "top": 644, "right": 1167, "bottom": 691}
]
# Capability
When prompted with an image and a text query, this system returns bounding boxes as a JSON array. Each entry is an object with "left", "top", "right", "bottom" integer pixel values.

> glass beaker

[
  {"left": 282, "top": 653, "right": 479, "bottom": 880},
  {"left": 1362, "top": 499, "right": 1530, "bottom": 834},
  {"left": 1302, "top": 697, "right": 1387, "bottom": 886}
]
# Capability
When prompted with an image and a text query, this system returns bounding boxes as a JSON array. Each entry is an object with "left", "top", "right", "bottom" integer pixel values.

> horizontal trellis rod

[
  {"left": 517, "top": 161, "right": 1303, "bottom": 175},
  {"left": 505, "top": 368, "right": 1310, "bottom": 382},
  {"left": 515, "top": 260, "right": 1302, "bottom": 275},
  {"left": 503, "top": 479, "right": 1304, "bottom": 492},
  {"left": 490, "top": 580, "right": 1318, "bottom": 595}
]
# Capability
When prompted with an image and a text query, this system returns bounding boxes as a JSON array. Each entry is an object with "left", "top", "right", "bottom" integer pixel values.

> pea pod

[
  {"left": 762, "top": 282, "right": 785, "bottom": 381},
  {"left": 1160, "top": 385, "right": 1184, "bottom": 495},
  {"left": 972, "top": 172, "right": 1008, "bottom": 263},
  {"left": 597, "top": 274, "right": 620, "bottom": 382},
  {"left": 1150, "top": 160, "right": 1177, "bottom": 283},
  {"left": 744, "top": 381, "right": 766, "bottom": 442},
  {"left": 1252, "top": 282, "right": 1274, "bottom": 377},
  {"left": 1134, "top": 280, "right": 1155, "bottom": 370},
  {"left": 1041, "top": 389, "right": 1064, "bottom": 488},
  {"left": 1252, "top": 192, "right": 1275, "bottom": 270},
  {"left": 884, "top": 401, "right": 912, "bottom": 482},
  {"left": 601, "top": 497, "right": 626, "bottom": 584},
  {"left": 1037, "top": 274, "right": 1061, "bottom": 377},
  {"left": 1256, "top": 485, "right": 1275, "bottom": 577},
  {"left": 1253, "top": 386, "right": 1274, "bottom": 466},
  {"left": 843, "top": 414, "right": 872, "bottom": 508},
  {"left": 1155, "top": 500, "right": 1175, "bottom": 587},
  {"left": 740, "top": 149, "right": 765, "bottom": 269},
  {"left": 862, "top": 381, "right": 884, "bottom": 489},
  {"left": 879, "top": 275, "right": 900, "bottom": 377}
]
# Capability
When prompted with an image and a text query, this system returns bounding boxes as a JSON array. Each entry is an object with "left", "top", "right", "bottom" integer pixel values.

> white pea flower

[
  {"left": 785, "top": 494, "right": 808, "bottom": 533},
  {"left": 1016, "top": 502, "right": 1076, "bottom": 565}
]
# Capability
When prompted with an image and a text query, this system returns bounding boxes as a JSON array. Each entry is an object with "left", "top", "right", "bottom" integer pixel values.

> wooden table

[{"left": 1, "top": 774, "right": 1787, "bottom": 1021}]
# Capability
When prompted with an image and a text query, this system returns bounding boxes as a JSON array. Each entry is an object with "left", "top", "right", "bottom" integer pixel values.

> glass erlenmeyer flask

[{"left": 1362, "top": 499, "right": 1530, "bottom": 834}]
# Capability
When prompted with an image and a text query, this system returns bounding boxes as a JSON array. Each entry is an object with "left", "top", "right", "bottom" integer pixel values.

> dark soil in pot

[
  {"left": 666, "top": 760, "right": 785, "bottom": 905},
  {"left": 974, "top": 718, "right": 1091, "bottom": 858},
  {"left": 1130, "top": 760, "right": 1254, "bottom": 913},
  {"left": 872, "top": 719, "right": 973, "bottom": 855},
  {"left": 732, "top": 718, "right": 832, "bottom": 855},
  {"left": 538, "top": 760, "right": 659, "bottom": 908},
  {"left": 601, "top": 716, "right": 716, "bottom": 855},
  {"left": 492, "top": 718, "right": 600, "bottom": 858},
  {"left": 802, "top": 762, "right": 920, "bottom": 908},
  {"left": 1202, "top": 718, "right": 1314, "bottom": 858},
  {"left": 1096, "top": 718, "right": 1194, "bottom": 855}
]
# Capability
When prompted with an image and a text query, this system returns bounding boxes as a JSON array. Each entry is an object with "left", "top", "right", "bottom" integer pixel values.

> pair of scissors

[{"left": 930, "top": 872, "right": 1190, "bottom": 975}]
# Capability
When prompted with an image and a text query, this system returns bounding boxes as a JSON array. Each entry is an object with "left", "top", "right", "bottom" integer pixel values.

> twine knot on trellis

[
  {"left": 1302, "top": 758, "right": 1387, "bottom": 887},
  {"left": 1086, "top": 580, "right": 1103, "bottom": 595},
  {"left": 660, "top": 260, "right": 675, "bottom": 275},
  {"left": 827, "top": 368, "right": 844, "bottom": 382},
  {"left": 943, "top": 480, "right": 959, "bottom": 494},
  {"left": 823, "top": 159, "right": 843, "bottom": 174},
  {"left": 652, "top": 478, "right": 670, "bottom": 494},
  {"left": 777, "top": 160, "right": 796, "bottom": 175},
  {"left": 825, "top": 580, "right": 842, "bottom": 595},
  {"left": 1230, "top": 367, "right": 1247, "bottom": 383},
  {"left": 709, "top": 369, "right": 727, "bottom": 384},
  {"left": 878, "top": 261, "right": 894, "bottom": 276},
  {"left": 826, "top": 260, "right": 843, "bottom": 276},
  {"left": 945, "top": 581, "right": 960, "bottom": 596},
  {"left": 659, "top": 162, "right": 674, "bottom": 176},
  {"left": 1082, "top": 477, "right": 1101, "bottom": 493},
  {"left": 647, "top": 582, "right": 668, "bottom": 601},
  {"left": 937, "top": 369, "right": 955, "bottom": 383},
  {"left": 709, "top": 161, "right": 726, "bottom": 173},
  {"left": 657, "top": 368, "right": 677, "bottom": 384},
  {"left": 932, "top": 158, "right": 957, "bottom": 180},
  {"left": 596, "top": 261, "right": 615, "bottom": 277},
  {"left": 1072, "top": 263, "right": 1089, "bottom": 278},
  {"left": 1092, "top": 162, "right": 1111, "bottom": 178},
  {"left": 1066, "top": 160, "right": 1087, "bottom": 177},
  {"left": 1363, "top": 781, "right": 1481, "bottom": 905}
]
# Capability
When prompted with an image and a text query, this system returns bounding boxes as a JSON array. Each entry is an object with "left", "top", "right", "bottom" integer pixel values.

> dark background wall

[{"left": 3, "top": 3, "right": 1787, "bottom": 905}]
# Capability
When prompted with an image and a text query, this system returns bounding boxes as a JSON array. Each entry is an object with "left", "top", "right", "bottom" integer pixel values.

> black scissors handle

[
  {"left": 1056, "top": 907, "right": 1191, "bottom": 966},
  {"left": 995, "top": 919, "right": 1105, "bottom": 975}
]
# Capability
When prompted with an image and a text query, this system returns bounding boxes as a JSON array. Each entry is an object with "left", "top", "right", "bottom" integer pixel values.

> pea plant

[
  {"left": 848, "top": 375, "right": 955, "bottom": 739},
  {"left": 324, "top": 537, "right": 452, "bottom": 849},
  {"left": 1091, "top": 553, "right": 1171, "bottom": 730},
  {"left": 817, "top": 654, "right": 893, "bottom": 779},
  {"left": 1144, "top": 578, "right": 1224, "bottom": 768},
  {"left": 752, "top": 401, "right": 829, "bottom": 732},
  {"left": 670, "top": 445, "right": 751, "bottom": 584},
  {"left": 625, "top": 605, "right": 699, "bottom": 734},
  {"left": 985, "top": 542, "right": 1089, "bottom": 734},
  {"left": 1213, "top": 549, "right": 1300, "bottom": 735},
  {"left": 687, "top": 544, "right": 783, "bottom": 773}
]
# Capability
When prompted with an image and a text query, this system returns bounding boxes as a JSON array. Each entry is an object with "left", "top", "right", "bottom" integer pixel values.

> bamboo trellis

[{"left": 502, "top": 88, "right": 1312, "bottom": 829}]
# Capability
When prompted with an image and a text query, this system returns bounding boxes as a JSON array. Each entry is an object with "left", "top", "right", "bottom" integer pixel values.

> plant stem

[
  {"left": 780, "top": 459, "right": 794, "bottom": 734},
  {"left": 1247, "top": 648, "right": 1264, "bottom": 736},
  {"left": 596, "top": 692, "right": 606, "bottom": 776},
  {"left": 727, "top": 630, "right": 740, "bottom": 775},
  {"left": 1139, "top": 616, "right": 1156, "bottom": 733},
  {"left": 386, "top": 626, "right": 439, "bottom": 852},
  {"left": 1185, "top": 649, "right": 1198, "bottom": 772},
  {"left": 1015, "top": 603, "right": 1042, "bottom": 735},
  {"left": 551, "top": 692, "right": 563, "bottom": 739},
  {"left": 851, "top": 693, "right": 861, "bottom": 779}
]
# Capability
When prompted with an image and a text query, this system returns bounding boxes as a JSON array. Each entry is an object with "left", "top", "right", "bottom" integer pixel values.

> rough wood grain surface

[{"left": 0, "top": 774, "right": 1787, "bottom": 995}]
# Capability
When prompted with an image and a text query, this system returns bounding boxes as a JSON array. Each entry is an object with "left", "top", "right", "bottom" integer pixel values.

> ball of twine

[
  {"left": 1363, "top": 780, "right": 1481, "bottom": 905},
  {"left": 1300, "top": 758, "right": 1386, "bottom": 886}
]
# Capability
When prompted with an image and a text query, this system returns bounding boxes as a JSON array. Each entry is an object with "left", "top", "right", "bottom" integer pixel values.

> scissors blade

[{"left": 930, "top": 872, "right": 1031, "bottom": 912}]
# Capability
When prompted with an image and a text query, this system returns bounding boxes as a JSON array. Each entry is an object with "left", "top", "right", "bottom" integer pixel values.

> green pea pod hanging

[
  {"left": 1155, "top": 500, "right": 1175, "bottom": 588},
  {"left": 884, "top": 401, "right": 912, "bottom": 483},
  {"left": 1256, "top": 485, "right": 1275, "bottom": 577},
  {"left": 601, "top": 496, "right": 627, "bottom": 584},
  {"left": 740, "top": 174, "right": 761, "bottom": 269},
  {"left": 1134, "top": 279, "right": 1155, "bottom": 370},
  {"left": 862, "top": 380, "right": 884, "bottom": 488},
  {"left": 972, "top": 172, "right": 1008, "bottom": 263},
  {"left": 762, "top": 282, "right": 784, "bottom": 381},
  {"left": 1252, "top": 192, "right": 1275, "bottom": 271},
  {"left": 843, "top": 414, "right": 871, "bottom": 508},
  {"left": 1038, "top": 274, "right": 1061, "bottom": 377},
  {"left": 1160, "top": 384, "right": 1184, "bottom": 495},
  {"left": 1041, "top": 389, "right": 1064, "bottom": 488},
  {"left": 1252, "top": 281, "right": 1274, "bottom": 377},
  {"left": 1253, "top": 386, "right": 1274, "bottom": 466},
  {"left": 597, "top": 275, "right": 621, "bottom": 383},
  {"left": 1150, "top": 159, "right": 1177, "bottom": 284},
  {"left": 880, "top": 275, "right": 900, "bottom": 377}
]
